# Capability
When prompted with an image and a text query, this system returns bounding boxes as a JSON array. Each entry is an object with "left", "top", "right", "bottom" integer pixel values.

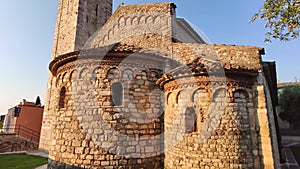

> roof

[{"left": 50, "top": 2, "right": 265, "bottom": 77}]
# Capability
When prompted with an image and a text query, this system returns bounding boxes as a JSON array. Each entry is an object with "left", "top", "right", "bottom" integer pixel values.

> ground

[{"left": 0, "top": 153, "right": 47, "bottom": 169}]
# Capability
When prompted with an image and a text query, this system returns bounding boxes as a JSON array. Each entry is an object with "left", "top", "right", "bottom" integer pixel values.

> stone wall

[
  {"left": 44, "top": 45, "right": 280, "bottom": 168},
  {"left": 0, "top": 134, "right": 39, "bottom": 153},
  {"left": 40, "top": 0, "right": 112, "bottom": 152},
  {"left": 42, "top": 2, "right": 280, "bottom": 168},
  {"left": 47, "top": 53, "right": 167, "bottom": 168},
  {"left": 51, "top": 0, "right": 112, "bottom": 59},
  {"left": 87, "top": 3, "right": 175, "bottom": 49},
  {"left": 162, "top": 75, "right": 263, "bottom": 169}
]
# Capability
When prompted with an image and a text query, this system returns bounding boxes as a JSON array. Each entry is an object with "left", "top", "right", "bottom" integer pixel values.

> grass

[
  {"left": 291, "top": 146, "right": 300, "bottom": 165},
  {"left": 0, "top": 153, "right": 48, "bottom": 169}
]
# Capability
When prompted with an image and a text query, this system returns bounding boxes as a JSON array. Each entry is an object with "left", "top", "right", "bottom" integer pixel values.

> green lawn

[
  {"left": 291, "top": 146, "right": 300, "bottom": 165},
  {"left": 0, "top": 153, "right": 47, "bottom": 169}
]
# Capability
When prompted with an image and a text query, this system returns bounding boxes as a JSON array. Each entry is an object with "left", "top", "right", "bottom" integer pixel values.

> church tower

[{"left": 39, "top": 0, "right": 112, "bottom": 151}]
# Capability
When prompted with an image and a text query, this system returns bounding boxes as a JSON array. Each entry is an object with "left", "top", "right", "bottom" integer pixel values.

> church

[{"left": 40, "top": 0, "right": 280, "bottom": 168}]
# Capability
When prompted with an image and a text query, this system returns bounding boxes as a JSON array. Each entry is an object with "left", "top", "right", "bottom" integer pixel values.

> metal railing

[{"left": 1, "top": 125, "right": 40, "bottom": 143}]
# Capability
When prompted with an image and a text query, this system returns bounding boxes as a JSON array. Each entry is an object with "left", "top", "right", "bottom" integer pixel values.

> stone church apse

[{"left": 39, "top": 1, "right": 280, "bottom": 168}]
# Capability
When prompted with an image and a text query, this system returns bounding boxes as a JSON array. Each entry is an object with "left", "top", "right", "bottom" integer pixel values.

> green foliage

[
  {"left": 0, "top": 153, "right": 47, "bottom": 169},
  {"left": 279, "top": 84, "right": 300, "bottom": 129},
  {"left": 251, "top": 0, "right": 300, "bottom": 42},
  {"left": 35, "top": 96, "right": 41, "bottom": 106}
]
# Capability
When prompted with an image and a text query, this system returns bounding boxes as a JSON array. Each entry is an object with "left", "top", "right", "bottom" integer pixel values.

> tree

[
  {"left": 35, "top": 96, "right": 41, "bottom": 106},
  {"left": 251, "top": 0, "right": 300, "bottom": 42},
  {"left": 279, "top": 84, "right": 300, "bottom": 129}
]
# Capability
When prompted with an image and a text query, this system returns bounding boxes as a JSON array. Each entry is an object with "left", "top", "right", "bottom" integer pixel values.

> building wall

[
  {"left": 2, "top": 108, "right": 16, "bottom": 133},
  {"left": 15, "top": 103, "right": 44, "bottom": 143},
  {"left": 47, "top": 53, "right": 166, "bottom": 168},
  {"left": 51, "top": 0, "right": 112, "bottom": 59},
  {"left": 163, "top": 75, "right": 263, "bottom": 169},
  {"left": 40, "top": 0, "right": 112, "bottom": 151},
  {"left": 2, "top": 102, "right": 43, "bottom": 143},
  {"left": 87, "top": 3, "right": 175, "bottom": 49},
  {"left": 0, "top": 133, "right": 39, "bottom": 153},
  {"left": 41, "top": 1, "right": 280, "bottom": 168}
]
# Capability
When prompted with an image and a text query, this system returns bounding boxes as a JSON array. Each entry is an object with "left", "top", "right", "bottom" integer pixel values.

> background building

[{"left": 2, "top": 99, "right": 44, "bottom": 143}]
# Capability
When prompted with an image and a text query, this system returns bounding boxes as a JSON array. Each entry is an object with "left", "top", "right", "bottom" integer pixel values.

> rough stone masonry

[{"left": 40, "top": 0, "right": 280, "bottom": 168}]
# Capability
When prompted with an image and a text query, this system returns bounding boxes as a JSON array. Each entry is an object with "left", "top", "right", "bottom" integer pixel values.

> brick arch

[
  {"left": 69, "top": 71, "right": 74, "bottom": 82},
  {"left": 166, "top": 92, "right": 173, "bottom": 105},
  {"left": 141, "top": 70, "right": 148, "bottom": 79},
  {"left": 62, "top": 72, "right": 68, "bottom": 83},
  {"left": 69, "top": 70, "right": 79, "bottom": 82},
  {"left": 138, "top": 15, "right": 146, "bottom": 24},
  {"left": 79, "top": 68, "right": 88, "bottom": 79},
  {"left": 176, "top": 90, "right": 189, "bottom": 104},
  {"left": 149, "top": 71, "right": 160, "bottom": 82},
  {"left": 56, "top": 74, "right": 61, "bottom": 87},
  {"left": 122, "top": 68, "right": 134, "bottom": 79},
  {"left": 232, "top": 87, "right": 252, "bottom": 101},
  {"left": 134, "top": 70, "right": 148, "bottom": 80},
  {"left": 92, "top": 67, "right": 99, "bottom": 79},
  {"left": 131, "top": 16, "right": 138, "bottom": 25},
  {"left": 87, "top": 11, "right": 171, "bottom": 50},
  {"left": 103, "top": 35, "right": 108, "bottom": 43},
  {"left": 153, "top": 15, "right": 161, "bottom": 24},
  {"left": 191, "top": 87, "right": 211, "bottom": 102},
  {"left": 118, "top": 16, "right": 125, "bottom": 28},
  {"left": 145, "top": 15, "right": 154, "bottom": 24},
  {"left": 212, "top": 88, "right": 227, "bottom": 102},
  {"left": 108, "top": 30, "right": 113, "bottom": 40},
  {"left": 106, "top": 67, "right": 120, "bottom": 79},
  {"left": 125, "top": 17, "right": 131, "bottom": 26}
]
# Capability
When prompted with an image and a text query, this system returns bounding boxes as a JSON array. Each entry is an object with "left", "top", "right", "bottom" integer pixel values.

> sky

[{"left": 0, "top": 0, "right": 299, "bottom": 115}]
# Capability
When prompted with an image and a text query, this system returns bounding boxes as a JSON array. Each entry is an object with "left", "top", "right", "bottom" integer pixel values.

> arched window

[
  {"left": 111, "top": 82, "right": 123, "bottom": 106},
  {"left": 185, "top": 107, "right": 197, "bottom": 133},
  {"left": 59, "top": 87, "right": 66, "bottom": 109}
]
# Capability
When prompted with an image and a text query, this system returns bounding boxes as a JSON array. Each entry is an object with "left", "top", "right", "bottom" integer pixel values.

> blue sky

[{"left": 0, "top": 0, "right": 299, "bottom": 115}]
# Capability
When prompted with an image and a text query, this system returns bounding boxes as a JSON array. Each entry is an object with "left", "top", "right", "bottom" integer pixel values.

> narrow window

[
  {"left": 111, "top": 82, "right": 123, "bottom": 106},
  {"left": 59, "top": 87, "right": 66, "bottom": 109},
  {"left": 14, "top": 107, "right": 21, "bottom": 117},
  {"left": 185, "top": 107, "right": 197, "bottom": 133},
  {"left": 96, "top": 4, "right": 99, "bottom": 17}
]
